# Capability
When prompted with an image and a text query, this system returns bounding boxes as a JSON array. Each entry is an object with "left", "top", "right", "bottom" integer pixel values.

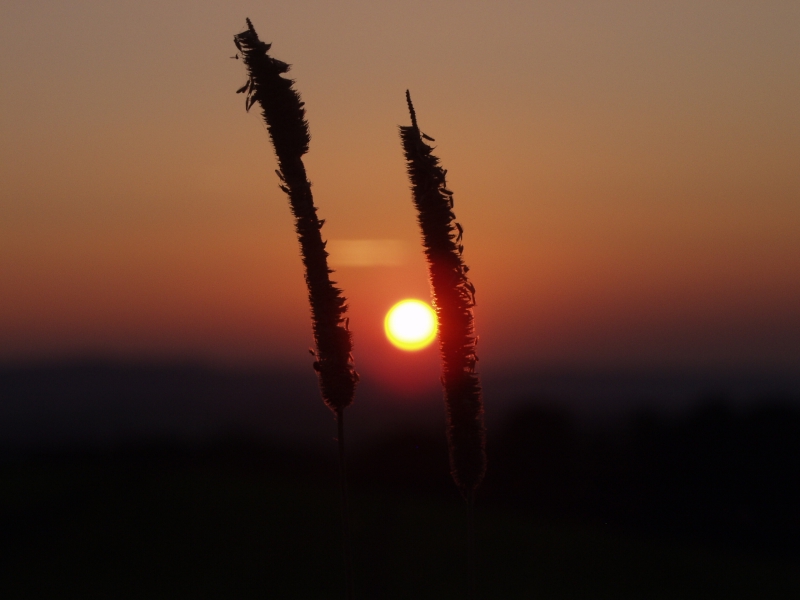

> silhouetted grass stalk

[
  {"left": 400, "top": 91, "right": 487, "bottom": 596},
  {"left": 234, "top": 19, "right": 357, "bottom": 599}
]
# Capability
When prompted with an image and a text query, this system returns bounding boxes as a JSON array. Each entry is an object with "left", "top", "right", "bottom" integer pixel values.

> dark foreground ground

[{"left": 3, "top": 399, "right": 800, "bottom": 599}]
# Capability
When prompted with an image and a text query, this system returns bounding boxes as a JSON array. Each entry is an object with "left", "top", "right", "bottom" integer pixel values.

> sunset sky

[{"left": 2, "top": 1, "right": 799, "bottom": 385}]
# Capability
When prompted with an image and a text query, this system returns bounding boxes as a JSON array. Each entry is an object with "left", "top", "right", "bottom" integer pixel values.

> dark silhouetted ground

[{"left": 2, "top": 363, "right": 799, "bottom": 598}]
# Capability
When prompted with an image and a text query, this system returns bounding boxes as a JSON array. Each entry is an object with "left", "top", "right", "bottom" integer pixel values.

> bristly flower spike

[
  {"left": 234, "top": 19, "right": 358, "bottom": 415},
  {"left": 399, "top": 91, "right": 487, "bottom": 495}
]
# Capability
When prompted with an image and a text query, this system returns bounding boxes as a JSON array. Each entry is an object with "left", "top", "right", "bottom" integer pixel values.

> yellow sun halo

[{"left": 385, "top": 299, "right": 437, "bottom": 351}]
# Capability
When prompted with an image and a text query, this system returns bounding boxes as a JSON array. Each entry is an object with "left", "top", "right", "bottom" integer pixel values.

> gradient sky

[{"left": 1, "top": 1, "right": 799, "bottom": 380}]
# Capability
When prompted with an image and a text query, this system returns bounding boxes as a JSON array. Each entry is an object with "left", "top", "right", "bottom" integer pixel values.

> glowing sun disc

[{"left": 385, "top": 299, "right": 437, "bottom": 351}]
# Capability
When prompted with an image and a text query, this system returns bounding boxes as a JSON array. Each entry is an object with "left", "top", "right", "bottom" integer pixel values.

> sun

[{"left": 385, "top": 299, "right": 437, "bottom": 351}]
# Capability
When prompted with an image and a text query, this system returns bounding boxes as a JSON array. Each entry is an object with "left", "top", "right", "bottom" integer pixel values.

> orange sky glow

[{"left": 1, "top": 1, "right": 798, "bottom": 380}]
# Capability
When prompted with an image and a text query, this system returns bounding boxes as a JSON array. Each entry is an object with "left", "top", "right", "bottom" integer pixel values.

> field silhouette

[{"left": 2, "top": 362, "right": 799, "bottom": 598}]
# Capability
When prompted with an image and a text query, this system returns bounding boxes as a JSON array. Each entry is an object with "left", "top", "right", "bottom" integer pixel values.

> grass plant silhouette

[
  {"left": 234, "top": 19, "right": 358, "bottom": 599},
  {"left": 399, "top": 91, "right": 487, "bottom": 496},
  {"left": 400, "top": 91, "right": 487, "bottom": 596}
]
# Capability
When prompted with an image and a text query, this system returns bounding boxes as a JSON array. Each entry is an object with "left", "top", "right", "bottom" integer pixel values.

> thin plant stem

[
  {"left": 337, "top": 408, "right": 355, "bottom": 600},
  {"left": 466, "top": 490, "right": 476, "bottom": 600}
]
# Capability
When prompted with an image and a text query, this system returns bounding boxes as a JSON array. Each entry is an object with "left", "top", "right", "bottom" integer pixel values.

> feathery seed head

[
  {"left": 235, "top": 20, "right": 357, "bottom": 413},
  {"left": 400, "top": 92, "right": 486, "bottom": 493}
]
